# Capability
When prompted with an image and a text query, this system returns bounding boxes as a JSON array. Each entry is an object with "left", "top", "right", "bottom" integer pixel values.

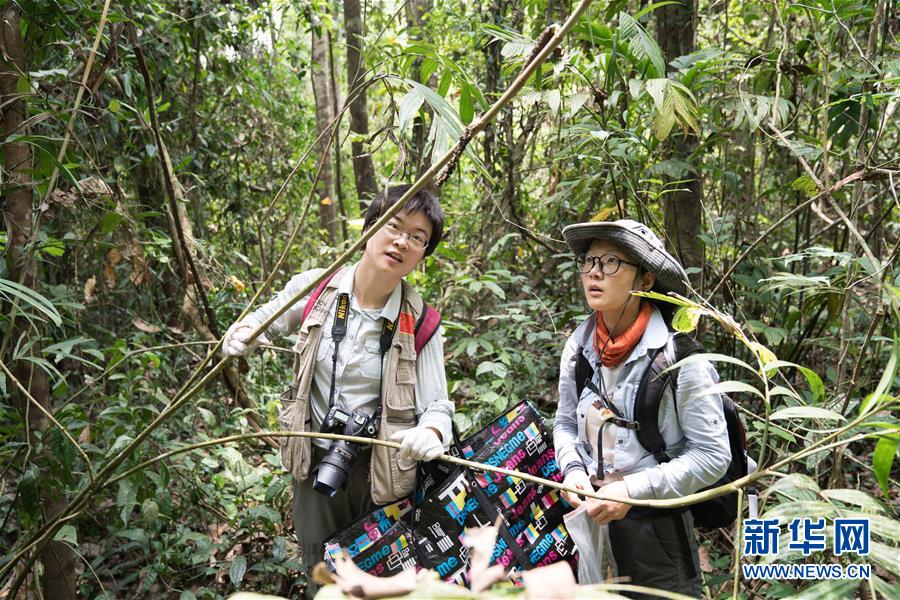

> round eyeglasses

[
  {"left": 576, "top": 253, "right": 641, "bottom": 275},
  {"left": 383, "top": 220, "right": 429, "bottom": 250}
]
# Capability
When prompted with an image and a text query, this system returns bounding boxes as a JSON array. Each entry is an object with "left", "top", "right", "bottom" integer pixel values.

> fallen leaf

[
  {"left": 105, "top": 248, "right": 122, "bottom": 288},
  {"left": 84, "top": 276, "right": 97, "bottom": 303},
  {"left": 49, "top": 188, "right": 77, "bottom": 208},
  {"left": 227, "top": 275, "right": 246, "bottom": 293},
  {"left": 79, "top": 176, "right": 114, "bottom": 197},
  {"left": 132, "top": 317, "right": 161, "bottom": 334},
  {"left": 698, "top": 545, "right": 713, "bottom": 573}
]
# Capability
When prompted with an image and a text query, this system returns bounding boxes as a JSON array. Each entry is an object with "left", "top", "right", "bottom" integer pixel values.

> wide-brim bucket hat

[{"left": 562, "top": 219, "right": 690, "bottom": 297}]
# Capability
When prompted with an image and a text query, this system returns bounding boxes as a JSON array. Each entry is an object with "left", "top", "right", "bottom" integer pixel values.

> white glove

[
  {"left": 222, "top": 322, "right": 270, "bottom": 356},
  {"left": 561, "top": 468, "right": 593, "bottom": 508},
  {"left": 390, "top": 426, "right": 444, "bottom": 470}
]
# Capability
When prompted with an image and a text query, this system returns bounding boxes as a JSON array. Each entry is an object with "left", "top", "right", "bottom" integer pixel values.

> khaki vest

[{"left": 278, "top": 274, "right": 424, "bottom": 504}]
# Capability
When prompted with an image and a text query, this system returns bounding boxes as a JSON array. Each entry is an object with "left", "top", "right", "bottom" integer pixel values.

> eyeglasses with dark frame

[
  {"left": 576, "top": 253, "right": 641, "bottom": 275},
  {"left": 383, "top": 220, "right": 429, "bottom": 250}
]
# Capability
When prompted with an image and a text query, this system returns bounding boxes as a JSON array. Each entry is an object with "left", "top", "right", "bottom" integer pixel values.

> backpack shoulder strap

[
  {"left": 574, "top": 348, "right": 593, "bottom": 399},
  {"left": 413, "top": 304, "right": 441, "bottom": 354},
  {"left": 634, "top": 332, "right": 704, "bottom": 463},
  {"left": 301, "top": 269, "right": 342, "bottom": 324}
]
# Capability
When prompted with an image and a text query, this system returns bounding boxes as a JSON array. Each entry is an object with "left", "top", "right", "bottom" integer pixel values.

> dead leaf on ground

[
  {"left": 49, "top": 188, "right": 77, "bottom": 208},
  {"left": 698, "top": 545, "right": 713, "bottom": 573},
  {"left": 105, "top": 248, "right": 122, "bottom": 288},
  {"left": 79, "top": 176, "right": 114, "bottom": 197},
  {"left": 84, "top": 276, "right": 97, "bottom": 303},
  {"left": 132, "top": 317, "right": 161, "bottom": 333}
]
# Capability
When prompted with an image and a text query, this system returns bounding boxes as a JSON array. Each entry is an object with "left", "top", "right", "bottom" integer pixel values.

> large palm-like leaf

[
  {"left": 644, "top": 78, "right": 700, "bottom": 140},
  {"left": 617, "top": 13, "right": 666, "bottom": 77}
]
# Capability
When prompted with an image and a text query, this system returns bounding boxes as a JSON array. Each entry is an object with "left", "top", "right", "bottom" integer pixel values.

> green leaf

[
  {"left": 860, "top": 344, "right": 897, "bottom": 416},
  {"left": 632, "top": 290, "right": 694, "bottom": 307},
  {"left": 459, "top": 85, "right": 474, "bottom": 125},
  {"left": 668, "top": 353, "right": 758, "bottom": 375},
  {"left": 229, "top": 555, "right": 247, "bottom": 586},
  {"left": 788, "top": 580, "right": 859, "bottom": 600},
  {"left": 768, "top": 385, "right": 803, "bottom": 401},
  {"left": 54, "top": 524, "right": 78, "bottom": 545},
  {"left": 117, "top": 478, "right": 137, "bottom": 525},
  {"left": 769, "top": 406, "right": 845, "bottom": 421},
  {"left": 645, "top": 78, "right": 700, "bottom": 140},
  {"left": 821, "top": 489, "right": 885, "bottom": 513},
  {"left": 790, "top": 174, "right": 819, "bottom": 198},
  {"left": 397, "top": 88, "right": 424, "bottom": 133},
  {"left": 706, "top": 380, "right": 764, "bottom": 400},
  {"left": 671, "top": 306, "right": 702, "bottom": 332},
  {"left": 16, "top": 76, "right": 30, "bottom": 95},
  {"left": 618, "top": 13, "right": 666, "bottom": 76},
  {"left": 437, "top": 69, "right": 452, "bottom": 97},
  {"left": 0, "top": 278, "right": 63, "bottom": 327},
  {"left": 40, "top": 237, "right": 65, "bottom": 257},
  {"left": 764, "top": 360, "right": 825, "bottom": 402},
  {"left": 544, "top": 89, "right": 561, "bottom": 114},
  {"left": 869, "top": 540, "right": 900, "bottom": 578},
  {"left": 633, "top": 1, "right": 681, "bottom": 20},
  {"left": 873, "top": 437, "right": 897, "bottom": 497},
  {"left": 117, "top": 528, "right": 149, "bottom": 544},
  {"left": 763, "top": 500, "right": 834, "bottom": 523},
  {"left": 108, "top": 98, "right": 120, "bottom": 113}
]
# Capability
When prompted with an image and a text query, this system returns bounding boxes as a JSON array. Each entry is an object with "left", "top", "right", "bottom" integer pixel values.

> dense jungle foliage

[{"left": 0, "top": 0, "right": 897, "bottom": 598}]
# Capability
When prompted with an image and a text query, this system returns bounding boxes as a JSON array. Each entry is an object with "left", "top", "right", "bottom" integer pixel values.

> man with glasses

[{"left": 222, "top": 185, "right": 453, "bottom": 596}]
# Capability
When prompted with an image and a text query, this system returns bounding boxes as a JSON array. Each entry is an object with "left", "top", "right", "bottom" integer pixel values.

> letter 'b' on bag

[{"left": 323, "top": 402, "right": 579, "bottom": 585}]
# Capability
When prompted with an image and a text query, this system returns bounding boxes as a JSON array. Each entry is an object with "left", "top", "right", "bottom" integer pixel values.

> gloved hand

[
  {"left": 222, "top": 321, "right": 270, "bottom": 356},
  {"left": 561, "top": 468, "right": 593, "bottom": 508},
  {"left": 390, "top": 426, "right": 444, "bottom": 470}
]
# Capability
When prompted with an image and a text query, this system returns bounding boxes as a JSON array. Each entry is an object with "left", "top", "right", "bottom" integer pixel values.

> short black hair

[{"left": 363, "top": 185, "right": 444, "bottom": 256}]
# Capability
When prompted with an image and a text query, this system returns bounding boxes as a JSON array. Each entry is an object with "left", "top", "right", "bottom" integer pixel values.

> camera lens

[{"left": 313, "top": 441, "right": 358, "bottom": 497}]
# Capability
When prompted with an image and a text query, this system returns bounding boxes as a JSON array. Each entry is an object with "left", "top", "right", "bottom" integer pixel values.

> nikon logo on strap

[{"left": 336, "top": 293, "right": 349, "bottom": 321}]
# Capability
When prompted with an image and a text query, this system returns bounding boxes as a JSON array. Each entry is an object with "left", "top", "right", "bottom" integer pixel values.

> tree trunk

[
  {"left": 343, "top": 0, "right": 378, "bottom": 210},
  {"left": 657, "top": 0, "right": 703, "bottom": 278},
  {"left": 311, "top": 26, "right": 338, "bottom": 245},
  {"left": 1, "top": 5, "right": 78, "bottom": 597}
]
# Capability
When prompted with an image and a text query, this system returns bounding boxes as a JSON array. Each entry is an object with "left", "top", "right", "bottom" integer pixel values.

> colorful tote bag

[{"left": 323, "top": 401, "right": 578, "bottom": 585}]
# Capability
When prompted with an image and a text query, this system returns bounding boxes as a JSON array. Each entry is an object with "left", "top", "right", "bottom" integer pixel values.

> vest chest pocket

[{"left": 396, "top": 350, "right": 417, "bottom": 385}]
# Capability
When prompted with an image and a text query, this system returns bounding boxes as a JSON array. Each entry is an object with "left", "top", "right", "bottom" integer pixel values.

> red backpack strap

[
  {"left": 413, "top": 304, "right": 441, "bottom": 354},
  {"left": 301, "top": 269, "right": 341, "bottom": 324}
]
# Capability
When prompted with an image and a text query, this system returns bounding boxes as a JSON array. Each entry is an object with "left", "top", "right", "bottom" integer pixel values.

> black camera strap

[{"left": 324, "top": 292, "right": 398, "bottom": 419}]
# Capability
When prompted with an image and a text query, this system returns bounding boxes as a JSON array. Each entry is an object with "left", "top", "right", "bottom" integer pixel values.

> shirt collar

[
  {"left": 338, "top": 263, "right": 403, "bottom": 322},
  {"left": 580, "top": 303, "right": 669, "bottom": 365}
]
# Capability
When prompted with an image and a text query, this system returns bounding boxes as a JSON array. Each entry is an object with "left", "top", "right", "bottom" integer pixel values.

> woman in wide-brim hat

[{"left": 553, "top": 219, "right": 731, "bottom": 597}]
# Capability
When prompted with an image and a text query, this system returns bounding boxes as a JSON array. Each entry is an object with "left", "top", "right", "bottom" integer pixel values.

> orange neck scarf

[{"left": 594, "top": 301, "right": 653, "bottom": 368}]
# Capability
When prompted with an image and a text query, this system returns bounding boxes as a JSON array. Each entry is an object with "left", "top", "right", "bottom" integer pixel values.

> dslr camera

[{"left": 313, "top": 406, "right": 380, "bottom": 497}]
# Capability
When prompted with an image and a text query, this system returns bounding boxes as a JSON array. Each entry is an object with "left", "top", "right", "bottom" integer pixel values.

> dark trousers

[
  {"left": 293, "top": 446, "right": 375, "bottom": 599},
  {"left": 609, "top": 509, "right": 703, "bottom": 599}
]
